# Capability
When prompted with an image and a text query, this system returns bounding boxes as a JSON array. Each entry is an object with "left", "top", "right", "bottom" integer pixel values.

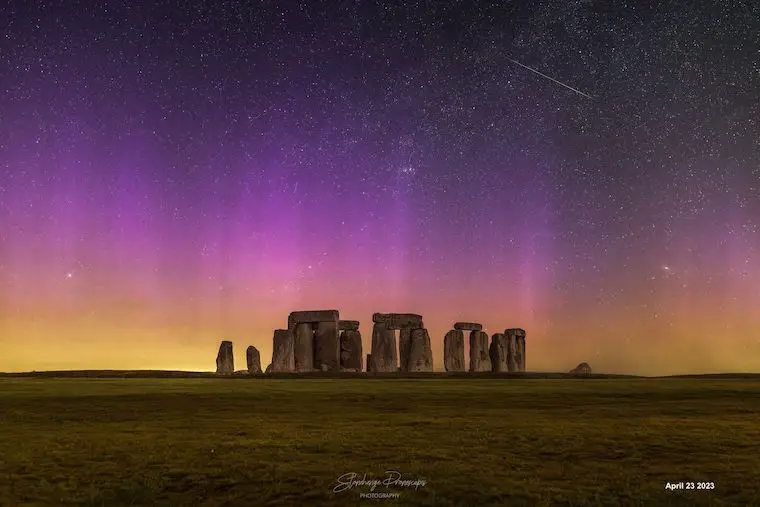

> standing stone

[
  {"left": 489, "top": 333, "right": 508, "bottom": 372},
  {"left": 453, "top": 322, "right": 483, "bottom": 331},
  {"left": 469, "top": 330, "right": 491, "bottom": 372},
  {"left": 293, "top": 322, "right": 314, "bottom": 372},
  {"left": 370, "top": 323, "right": 397, "bottom": 372},
  {"left": 505, "top": 331, "right": 518, "bottom": 372},
  {"left": 340, "top": 329, "right": 363, "bottom": 371},
  {"left": 443, "top": 330, "right": 465, "bottom": 372},
  {"left": 216, "top": 340, "right": 234, "bottom": 375},
  {"left": 270, "top": 329, "right": 295, "bottom": 372},
  {"left": 246, "top": 345, "right": 262, "bottom": 374},
  {"left": 407, "top": 328, "right": 433, "bottom": 372},
  {"left": 366, "top": 353, "right": 372, "bottom": 372},
  {"left": 314, "top": 320, "right": 340, "bottom": 372},
  {"left": 506, "top": 328, "right": 526, "bottom": 372},
  {"left": 398, "top": 329, "right": 412, "bottom": 372}
]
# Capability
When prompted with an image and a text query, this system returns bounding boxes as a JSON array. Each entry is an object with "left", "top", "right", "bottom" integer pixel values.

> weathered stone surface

[
  {"left": 372, "top": 313, "right": 424, "bottom": 330},
  {"left": 314, "top": 320, "right": 340, "bottom": 372},
  {"left": 293, "top": 322, "right": 314, "bottom": 372},
  {"left": 504, "top": 332, "right": 517, "bottom": 372},
  {"left": 287, "top": 309, "right": 339, "bottom": 329},
  {"left": 270, "top": 329, "right": 295, "bottom": 372},
  {"left": 506, "top": 328, "right": 526, "bottom": 372},
  {"left": 366, "top": 353, "right": 372, "bottom": 372},
  {"left": 443, "top": 330, "right": 465, "bottom": 372},
  {"left": 246, "top": 345, "right": 262, "bottom": 374},
  {"left": 570, "top": 362, "right": 592, "bottom": 374},
  {"left": 370, "top": 323, "right": 397, "bottom": 372},
  {"left": 489, "top": 333, "right": 508, "bottom": 372},
  {"left": 340, "top": 330, "right": 363, "bottom": 371},
  {"left": 398, "top": 328, "right": 412, "bottom": 372},
  {"left": 265, "top": 364, "right": 272, "bottom": 374},
  {"left": 469, "top": 330, "right": 491, "bottom": 372},
  {"left": 453, "top": 322, "right": 482, "bottom": 331},
  {"left": 407, "top": 328, "right": 433, "bottom": 372},
  {"left": 338, "top": 320, "right": 360, "bottom": 331},
  {"left": 216, "top": 340, "right": 234, "bottom": 375}
]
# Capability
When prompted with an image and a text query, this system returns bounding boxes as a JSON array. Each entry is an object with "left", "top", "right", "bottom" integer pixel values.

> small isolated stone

[
  {"left": 246, "top": 345, "right": 262, "bottom": 374},
  {"left": 570, "top": 362, "right": 592, "bottom": 374}
]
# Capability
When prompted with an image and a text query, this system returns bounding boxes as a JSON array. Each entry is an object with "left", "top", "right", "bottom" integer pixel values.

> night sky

[{"left": 1, "top": 1, "right": 758, "bottom": 374}]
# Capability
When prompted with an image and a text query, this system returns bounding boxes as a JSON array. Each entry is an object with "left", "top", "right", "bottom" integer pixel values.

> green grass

[{"left": 1, "top": 375, "right": 758, "bottom": 506}]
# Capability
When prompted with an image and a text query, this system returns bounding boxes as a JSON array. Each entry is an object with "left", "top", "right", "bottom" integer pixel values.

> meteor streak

[{"left": 507, "top": 58, "right": 593, "bottom": 99}]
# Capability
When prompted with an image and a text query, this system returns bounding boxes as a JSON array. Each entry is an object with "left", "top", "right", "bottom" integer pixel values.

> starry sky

[{"left": 1, "top": 1, "right": 759, "bottom": 375}]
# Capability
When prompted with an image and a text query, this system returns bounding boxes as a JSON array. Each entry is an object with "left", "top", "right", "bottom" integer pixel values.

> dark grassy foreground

[{"left": 1, "top": 375, "right": 759, "bottom": 506}]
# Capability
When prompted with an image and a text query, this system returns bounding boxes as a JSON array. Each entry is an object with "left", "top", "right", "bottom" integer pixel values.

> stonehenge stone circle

[
  {"left": 338, "top": 320, "right": 360, "bottom": 331},
  {"left": 269, "top": 329, "right": 295, "bottom": 372},
  {"left": 469, "top": 330, "right": 491, "bottom": 372},
  {"left": 370, "top": 322, "right": 398, "bottom": 372},
  {"left": 454, "top": 322, "right": 483, "bottom": 331},
  {"left": 246, "top": 345, "right": 262, "bottom": 374},
  {"left": 489, "top": 333, "right": 508, "bottom": 372},
  {"left": 216, "top": 340, "right": 234, "bottom": 375},
  {"left": 293, "top": 322, "right": 314, "bottom": 372},
  {"left": 314, "top": 320, "right": 340, "bottom": 372},
  {"left": 372, "top": 312, "right": 424, "bottom": 330},
  {"left": 288, "top": 310, "right": 339, "bottom": 330},
  {"left": 443, "top": 329, "right": 465, "bottom": 372},
  {"left": 506, "top": 328, "right": 526, "bottom": 372},
  {"left": 570, "top": 362, "right": 592, "bottom": 374},
  {"left": 407, "top": 328, "right": 433, "bottom": 372},
  {"left": 340, "top": 329, "right": 363, "bottom": 371}
]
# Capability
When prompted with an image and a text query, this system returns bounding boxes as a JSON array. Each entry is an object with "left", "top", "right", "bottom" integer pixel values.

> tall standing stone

[
  {"left": 506, "top": 328, "right": 526, "bottom": 372},
  {"left": 407, "top": 328, "right": 433, "bottom": 372},
  {"left": 489, "top": 333, "right": 508, "bottom": 372},
  {"left": 270, "top": 329, "right": 295, "bottom": 372},
  {"left": 314, "top": 320, "right": 340, "bottom": 372},
  {"left": 443, "top": 330, "right": 465, "bottom": 372},
  {"left": 340, "top": 329, "right": 363, "bottom": 371},
  {"left": 293, "top": 322, "right": 314, "bottom": 372},
  {"left": 246, "top": 345, "right": 262, "bottom": 374},
  {"left": 370, "top": 323, "right": 397, "bottom": 372},
  {"left": 505, "top": 331, "right": 518, "bottom": 372},
  {"left": 366, "top": 353, "right": 372, "bottom": 372},
  {"left": 469, "top": 330, "right": 491, "bottom": 372},
  {"left": 216, "top": 340, "right": 234, "bottom": 375},
  {"left": 398, "top": 328, "right": 412, "bottom": 372}
]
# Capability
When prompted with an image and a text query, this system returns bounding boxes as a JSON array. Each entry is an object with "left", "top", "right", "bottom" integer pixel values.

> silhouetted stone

[
  {"left": 489, "top": 333, "right": 508, "bottom": 372},
  {"left": 505, "top": 332, "right": 518, "bottom": 372},
  {"left": 370, "top": 323, "right": 397, "bottom": 372},
  {"left": 506, "top": 328, "right": 526, "bottom": 372},
  {"left": 443, "top": 330, "right": 465, "bottom": 372},
  {"left": 398, "top": 328, "right": 412, "bottom": 372},
  {"left": 287, "top": 310, "right": 339, "bottom": 329},
  {"left": 469, "top": 331, "right": 490, "bottom": 372},
  {"left": 407, "top": 328, "right": 433, "bottom": 372},
  {"left": 366, "top": 353, "right": 372, "bottom": 372},
  {"left": 338, "top": 320, "right": 360, "bottom": 331},
  {"left": 570, "top": 362, "right": 592, "bottom": 374},
  {"left": 372, "top": 313, "right": 424, "bottom": 330},
  {"left": 453, "top": 322, "right": 482, "bottom": 331},
  {"left": 265, "top": 364, "right": 272, "bottom": 374},
  {"left": 246, "top": 345, "right": 262, "bottom": 374},
  {"left": 270, "top": 329, "right": 295, "bottom": 372},
  {"left": 216, "top": 340, "right": 234, "bottom": 375},
  {"left": 314, "top": 320, "right": 340, "bottom": 372},
  {"left": 340, "top": 329, "right": 363, "bottom": 371},
  {"left": 293, "top": 322, "right": 314, "bottom": 372}
]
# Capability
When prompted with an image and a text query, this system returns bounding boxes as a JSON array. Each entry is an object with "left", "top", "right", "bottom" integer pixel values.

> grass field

[{"left": 1, "top": 374, "right": 758, "bottom": 506}]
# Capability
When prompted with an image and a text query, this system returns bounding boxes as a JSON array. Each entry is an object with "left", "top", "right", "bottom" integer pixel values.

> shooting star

[{"left": 507, "top": 58, "right": 593, "bottom": 99}]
